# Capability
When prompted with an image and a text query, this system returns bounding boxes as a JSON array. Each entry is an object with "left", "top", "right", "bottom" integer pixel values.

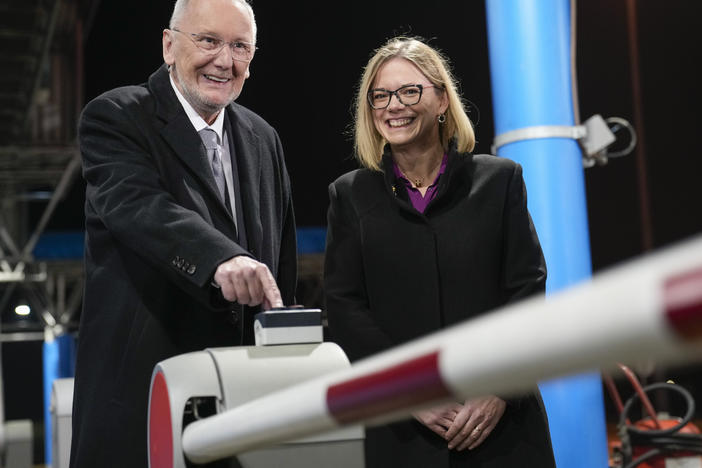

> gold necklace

[
  {"left": 398, "top": 159, "right": 442, "bottom": 188},
  {"left": 399, "top": 169, "right": 424, "bottom": 188}
]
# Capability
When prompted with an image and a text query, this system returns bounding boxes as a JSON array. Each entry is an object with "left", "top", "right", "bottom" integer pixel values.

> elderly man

[{"left": 69, "top": 0, "right": 297, "bottom": 466}]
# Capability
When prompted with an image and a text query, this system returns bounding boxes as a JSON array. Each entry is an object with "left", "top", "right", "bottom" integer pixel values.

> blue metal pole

[
  {"left": 43, "top": 331, "right": 75, "bottom": 466},
  {"left": 43, "top": 333, "right": 58, "bottom": 466},
  {"left": 485, "top": 1, "right": 609, "bottom": 467}
]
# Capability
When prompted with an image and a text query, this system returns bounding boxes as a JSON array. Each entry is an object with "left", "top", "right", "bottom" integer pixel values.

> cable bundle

[{"left": 614, "top": 377, "right": 702, "bottom": 468}]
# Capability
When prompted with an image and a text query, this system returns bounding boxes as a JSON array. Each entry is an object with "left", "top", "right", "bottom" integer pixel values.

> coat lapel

[
  {"left": 381, "top": 151, "right": 423, "bottom": 218},
  {"left": 149, "top": 65, "right": 233, "bottom": 221},
  {"left": 225, "top": 106, "right": 262, "bottom": 255}
]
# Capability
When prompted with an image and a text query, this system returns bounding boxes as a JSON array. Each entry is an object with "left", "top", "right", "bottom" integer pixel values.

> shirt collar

[{"left": 169, "top": 73, "right": 225, "bottom": 142}]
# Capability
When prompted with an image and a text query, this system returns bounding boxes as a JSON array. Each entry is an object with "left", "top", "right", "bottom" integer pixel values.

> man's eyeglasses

[
  {"left": 367, "top": 84, "right": 443, "bottom": 110},
  {"left": 171, "top": 28, "right": 257, "bottom": 62}
]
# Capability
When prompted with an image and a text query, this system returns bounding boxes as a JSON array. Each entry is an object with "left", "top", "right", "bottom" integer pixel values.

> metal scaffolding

[{"left": 0, "top": 0, "right": 99, "bottom": 338}]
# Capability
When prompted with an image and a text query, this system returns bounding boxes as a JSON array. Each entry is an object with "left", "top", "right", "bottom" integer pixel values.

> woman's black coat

[{"left": 324, "top": 147, "right": 556, "bottom": 467}]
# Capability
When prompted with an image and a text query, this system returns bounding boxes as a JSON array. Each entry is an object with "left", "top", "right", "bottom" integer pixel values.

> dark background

[
  {"left": 5, "top": 0, "right": 702, "bottom": 461},
  {"left": 51, "top": 0, "right": 702, "bottom": 269}
]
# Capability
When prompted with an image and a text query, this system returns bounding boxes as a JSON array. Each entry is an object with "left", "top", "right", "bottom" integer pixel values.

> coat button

[{"left": 229, "top": 309, "right": 239, "bottom": 324}]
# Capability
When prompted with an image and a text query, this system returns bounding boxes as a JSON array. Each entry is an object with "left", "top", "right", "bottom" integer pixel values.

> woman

[{"left": 324, "top": 36, "right": 556, "bottom": 467}]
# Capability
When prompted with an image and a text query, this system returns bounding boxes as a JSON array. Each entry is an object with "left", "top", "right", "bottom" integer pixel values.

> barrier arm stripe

[
  {"left": 327, "top": 351, "right": 450, "bottom": 424},
  {"left": 664, "top": 267, "right": 702, "bottom": 340}
]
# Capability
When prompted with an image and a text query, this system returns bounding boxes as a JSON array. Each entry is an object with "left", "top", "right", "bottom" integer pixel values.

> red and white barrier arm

[{"left": 182, "top": 235, "right": 702, "bottom": 464}]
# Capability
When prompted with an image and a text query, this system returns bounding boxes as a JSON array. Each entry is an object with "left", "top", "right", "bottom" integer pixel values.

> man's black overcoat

[{"left": 70, "top": 65, "right": 297, "bottom": 468}]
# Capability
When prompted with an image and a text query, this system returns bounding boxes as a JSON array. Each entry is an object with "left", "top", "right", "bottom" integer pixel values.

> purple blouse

[{"left": 392, "top": 153, "right": 448, "bottom": 213}]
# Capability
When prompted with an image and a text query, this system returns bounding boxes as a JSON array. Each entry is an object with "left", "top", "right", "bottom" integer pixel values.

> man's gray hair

[{"left": 169, "top": 0, "right": 257, "bottom": 43}]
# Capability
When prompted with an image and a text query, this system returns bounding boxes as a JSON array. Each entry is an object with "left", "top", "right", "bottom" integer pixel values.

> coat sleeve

[
  {"left": 501, "top": 163, "right": 547, "bottom": 303},
  {"left": 80, "top": 95, "right": 249, "bottom": 307},
  {"left": 324, "top": 180, "right": 394, "bottom": 362},
  {"left": 498, "top": 163, "right": 548, "bottom": 408}
]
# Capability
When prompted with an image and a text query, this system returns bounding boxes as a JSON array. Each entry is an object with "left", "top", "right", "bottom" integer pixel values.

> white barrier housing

[
  {"left": 1, "top": 421, "right": 33, "bottom": 468},
  {"left": 51, "top": 378, "right": 75, "bottom": 468},
  {"left": 148, "top": 342, "right": 364, "bottom": 468}
]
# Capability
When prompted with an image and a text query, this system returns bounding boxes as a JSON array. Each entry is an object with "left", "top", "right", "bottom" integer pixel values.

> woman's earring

[{"left": 438, "top": 113, "right": 446, "bottom": 123}]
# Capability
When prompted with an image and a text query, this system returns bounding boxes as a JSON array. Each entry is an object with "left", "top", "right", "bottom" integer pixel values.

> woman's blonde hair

[{"left": 353, "top": 36, "right": 475, "bottom": 171}]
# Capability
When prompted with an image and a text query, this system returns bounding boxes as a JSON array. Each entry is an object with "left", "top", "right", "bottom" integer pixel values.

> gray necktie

[{"left": 199, "top": 128, "right": 226, "bottom": 202}]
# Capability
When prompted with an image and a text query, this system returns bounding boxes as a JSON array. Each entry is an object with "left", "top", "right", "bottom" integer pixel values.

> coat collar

[{"left": 380, "top": 140, "right": 474, "bottom": 216}]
